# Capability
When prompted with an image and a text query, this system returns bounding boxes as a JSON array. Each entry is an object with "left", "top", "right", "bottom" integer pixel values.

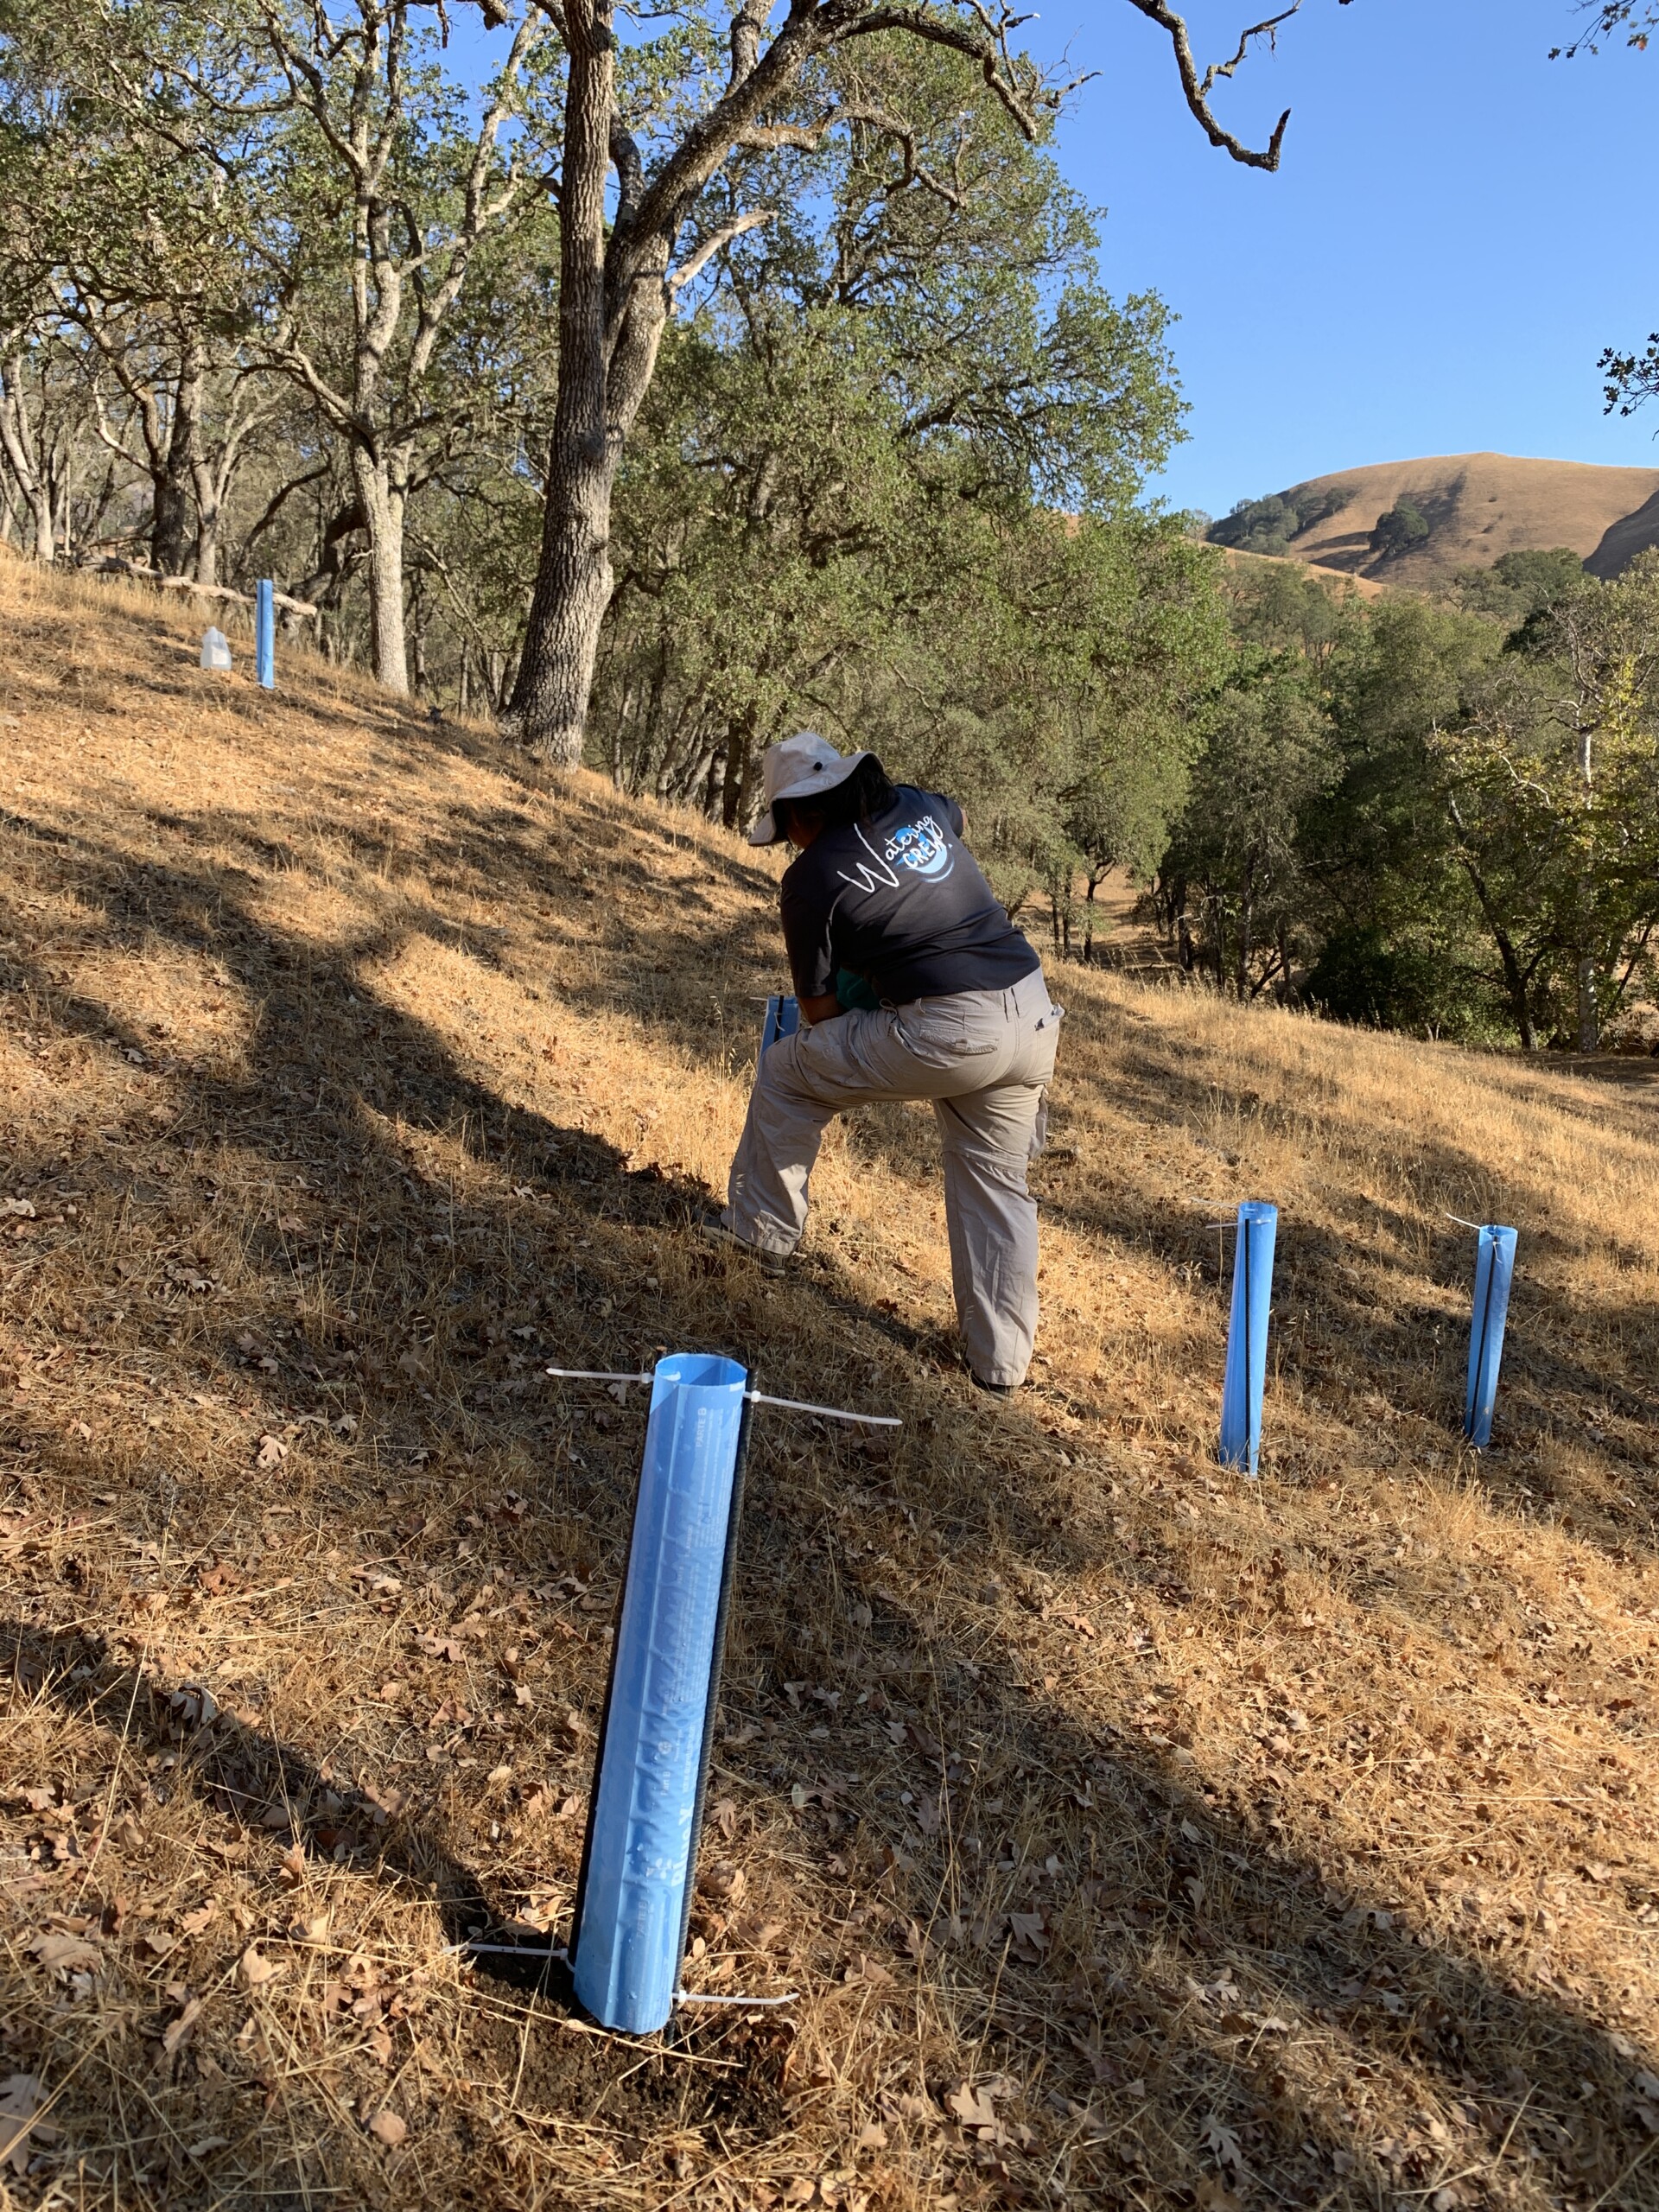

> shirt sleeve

[
  {"left": 936, "top": 792, "right": 965, "bottom": 838},
  {"left": 780, "top": 863, "right": 836, "bottom": 1001}
]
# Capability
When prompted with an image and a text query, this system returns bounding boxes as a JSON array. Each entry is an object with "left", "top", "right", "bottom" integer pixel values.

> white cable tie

[
  {"left": 674, "top": 1987, "right": 799, "bottom": 2008},
  {"left": 542, "top": 1373, "right": 900, "bottom": 1427},
  {"left": 1444, "top": 1214, "right": 1485, "bottom": 1232},
  {"left": 745, "top": 1390, "right": 902, "bottom": 1429},
  {"left": 544, "top": 1368, "right": 652, "bottom": 1385}
]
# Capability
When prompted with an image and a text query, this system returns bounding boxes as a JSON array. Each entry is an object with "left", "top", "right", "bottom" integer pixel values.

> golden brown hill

[
  {"left": 1218, "top": 543, "right": 1387, "bottom": 601},
  {"left": 1230, "top": 451, "right": 1659, "bottom": 588},
  {"left": 1, "top": 557, "right": 1656, "bottom": 2209}
]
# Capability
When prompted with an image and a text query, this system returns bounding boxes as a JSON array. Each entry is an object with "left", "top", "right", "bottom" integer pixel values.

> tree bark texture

[
  {"left": 508, "top": 3, "right": 623, "bottom": 763},
  {"left": 151, "top": 339, "right": 207, "bottom": 577},
  {"left": 351, "top": 447, "right": 410, "bottom": 696},
  {"left": 0, "top": 350, "right": 53, "bottom": 558}
]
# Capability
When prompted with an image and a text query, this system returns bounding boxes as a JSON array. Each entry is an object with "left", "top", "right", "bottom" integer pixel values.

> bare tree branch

[
  {"left": 1122, "top": 0, "right": 1295, "bottom": 170},
  {"left": 1197, "top": 3, "right": 1304, "bottom": 97},
  {"left": 667, "top": 210, "right": 776, "bottom": 294}
]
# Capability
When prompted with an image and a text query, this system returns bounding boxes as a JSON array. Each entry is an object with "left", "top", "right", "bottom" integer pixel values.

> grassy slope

[{"left": 1, "top": 558, "right": 1656, "bottom": 2212}]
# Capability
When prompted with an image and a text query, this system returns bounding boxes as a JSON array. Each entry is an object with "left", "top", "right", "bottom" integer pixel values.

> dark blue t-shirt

[{"left": 780, "top": 787, "right": 1040, "bottom": 1007}]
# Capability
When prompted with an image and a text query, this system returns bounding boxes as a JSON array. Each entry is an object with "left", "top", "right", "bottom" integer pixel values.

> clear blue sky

[{"left": 1024, "top": 0, "right": 1658, "bottom": 517}]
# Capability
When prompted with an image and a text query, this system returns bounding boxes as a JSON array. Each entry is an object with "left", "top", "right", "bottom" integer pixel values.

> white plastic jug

[{"left": 200, "top": 626, "right": 232, "bottom": 671}]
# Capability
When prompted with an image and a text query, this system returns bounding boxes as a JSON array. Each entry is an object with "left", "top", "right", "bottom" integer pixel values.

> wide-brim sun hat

[{"left": 747, "top": 731, "right": 870, "bottom": 846}]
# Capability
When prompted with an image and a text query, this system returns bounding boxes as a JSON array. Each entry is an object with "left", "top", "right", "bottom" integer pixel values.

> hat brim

[{"left": 747, "top": 751, "right": 869, "bottom": 846}]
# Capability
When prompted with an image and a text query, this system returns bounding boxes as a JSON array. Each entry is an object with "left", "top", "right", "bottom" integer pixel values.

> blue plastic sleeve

[
  {"left": 760, "top": 995, "right": 800, "bottom": 1054},
  {"left": 1464, "top": 1225, "right": 1517, "bottom": 1447},
  {"left": 1219, "top": 1202, "right": 1277, "bottom": 1477},
  {"left": 572, "top": 1353, "right": 747, "bottom": 2035},
  {"left": 256, "top": 579, "right": 275, "bottom": 690}
]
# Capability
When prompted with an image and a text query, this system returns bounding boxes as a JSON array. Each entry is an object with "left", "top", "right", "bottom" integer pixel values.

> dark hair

[{"left": 775, "top": 753, "right": 899, "bottom": 841}]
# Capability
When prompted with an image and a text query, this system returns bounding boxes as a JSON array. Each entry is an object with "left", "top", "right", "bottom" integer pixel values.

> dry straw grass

[{"left": 0, "top": 553, "right": 1656, "bottom": 2212}]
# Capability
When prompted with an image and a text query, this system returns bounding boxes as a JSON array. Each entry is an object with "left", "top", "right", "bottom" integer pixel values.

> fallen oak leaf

[
  {"left": 28, "top": 1932, "right": 100, "bottom": 1974},
  {"left": 946, "top": 2082, "right": 998, "bottom": 2131},
  {"left": 255, "top": 1434, "right": 288, "bottom": 1470},
  {"left": 1006, "top": 1909, "right": 1048, "bottom": 1959},
  {"left": 842, "top": 1953, "right": 893, "bottom": 1988},
  {"left": 1204, "top": 2117, "right": 1244, "bottom": 2171},
  {"left": 162, "top": 1996, "right": 204, "bottom": 2058},
  {"left": 238, "top": 1945, "right": 283, "bottom": 1989},
  {"left": 0, "top": 2074, "right": 45, "bottom": 2176}
]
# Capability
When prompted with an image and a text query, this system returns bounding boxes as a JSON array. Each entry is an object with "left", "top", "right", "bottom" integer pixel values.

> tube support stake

[
  {"left": 569, "top": 1354, "right": 747, "bottom": 2035},
  {"left": 255, "top": 578, "right": 275, "bottom": 690},
  {"left": 1218, "top": 1201, "right": 1277, "bottom": 1478},
  {"left": 1464, "top": 1225, "right": 1518, "bottom": 1448}
]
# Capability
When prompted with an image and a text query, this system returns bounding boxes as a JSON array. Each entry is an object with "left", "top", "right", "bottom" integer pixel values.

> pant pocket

[
  {"left": 898, "top": 998, "right": 1000, "bottom": 1065},
  {"left": 1029, "top": 1088, "right": 1050, "bottom": 1160}
]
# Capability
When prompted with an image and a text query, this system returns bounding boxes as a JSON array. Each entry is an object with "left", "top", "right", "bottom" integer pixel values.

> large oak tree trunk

[
  {"left": 510, "top": 442, "right": 620, "bottom": 765},
  {"left": 192, "top": 461, "right": 221, "bottom": 586},
  {"left": 151, "top": 342, "right": 205, "bottom": 578},
  {"left": 350, "top": 446, "right": 410, "bottom": 695},
  {"left": 503, "top": 3, "right": 618, "bottom": 763},
  {"left": 0, "top": 351, "right": 53, "bottom": 560}
]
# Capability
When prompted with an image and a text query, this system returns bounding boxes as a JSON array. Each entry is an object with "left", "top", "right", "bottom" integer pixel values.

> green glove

[{"left": 836, "top": 969, "right": 883, "bottom": 1013}]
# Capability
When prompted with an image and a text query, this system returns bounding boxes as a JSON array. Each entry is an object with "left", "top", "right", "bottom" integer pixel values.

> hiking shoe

[
  {"left": 696, "top": 1214, "right": 790, "bottom": 1278},
  {"left": 970, "top": 1371, "right": 1021, "bottom": 1398}
]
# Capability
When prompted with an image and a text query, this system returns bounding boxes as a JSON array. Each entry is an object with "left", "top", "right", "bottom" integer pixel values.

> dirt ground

[{"left": 1, "top": 558, "right": 1656, "bottom": 2211}]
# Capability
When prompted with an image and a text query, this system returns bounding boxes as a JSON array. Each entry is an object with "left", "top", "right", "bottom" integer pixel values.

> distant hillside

[
  {"left": 1209, "top": 452, "right": 1659, "bottom": 588},
  {"left": 1217, "top": 544, "right": 1386, "bottom": 602}
]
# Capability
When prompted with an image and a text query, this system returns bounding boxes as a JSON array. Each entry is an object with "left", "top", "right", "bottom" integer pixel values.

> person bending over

[{"left": 709, "top": 732, "right": 1063, "bottom": 1394}]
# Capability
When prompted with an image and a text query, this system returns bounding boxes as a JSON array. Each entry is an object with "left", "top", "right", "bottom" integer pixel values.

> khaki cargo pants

[{"left": 726, "top": 968, "right": 1062, "bottom": 1387}]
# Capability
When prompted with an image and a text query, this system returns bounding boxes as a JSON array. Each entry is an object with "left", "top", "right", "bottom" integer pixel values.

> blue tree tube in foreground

[
  {"left": 760, "top": 995, "right": 799, "bottom": 1055},
  {"left": 571, "top": 1353, "right": 747, "bottom": 2035},
  {"left": 1218, "top": 1202, "right": 1278, "bottom": 1477},
  {"left": 1464, "top": 1225, "right": 1518, "bottom": 1448},
  {"left": 255, "top": 579, "right": 275, "bottom": 690}
]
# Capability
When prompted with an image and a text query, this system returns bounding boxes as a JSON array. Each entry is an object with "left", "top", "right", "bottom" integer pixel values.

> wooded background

[{"left": 3, "top": 0, "right": 1658, "bottom": 1052}]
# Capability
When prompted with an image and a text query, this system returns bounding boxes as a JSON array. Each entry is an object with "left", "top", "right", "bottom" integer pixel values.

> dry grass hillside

[
  {"left": 1217, "top": 549, "right": 1385, "bottom": 604},
  {"left": 1, "top": 558, "right": 1657, "bottom": 2212},
  {"left": 1240, "top": 453, "right": 1659, "bottom": 589}
]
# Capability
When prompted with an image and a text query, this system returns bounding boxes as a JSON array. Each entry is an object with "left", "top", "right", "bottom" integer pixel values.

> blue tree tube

[
  {"left": 255, "top": 578, "right": 275, "bottom": 690},
  {"left": 571, "top": 1353, "right": 747, "bottom": 2035},
  {"left": 760, "top": 995, "right": 799, "bottom": 1054},
  {"left": 1218, "top": 1202, "right": 1278, "bottom": 1477},
  {"left": 1464, "top": 1225, "right": 1518, "bottom": 1447}
]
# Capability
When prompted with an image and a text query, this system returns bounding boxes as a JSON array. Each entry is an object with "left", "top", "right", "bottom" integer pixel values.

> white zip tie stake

[
  {"left": 545, "top": 1367, "right": 652, "bottom": 1385},
  {"left": 1445, "top": 1213, "right": 1484, "bottom": 1231},
  {"left": 746, "top": 1391, "right": 901, "bottom": 1429},
  {"left": 445, "top": 1940, "right": 797, "bottom": 2012},
  {"left": 543, "top": 1369, "right": 901, "bottom": 1429},
  {"left": 674, "top": 1987, "right": 798, "bottom": 2008}
]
